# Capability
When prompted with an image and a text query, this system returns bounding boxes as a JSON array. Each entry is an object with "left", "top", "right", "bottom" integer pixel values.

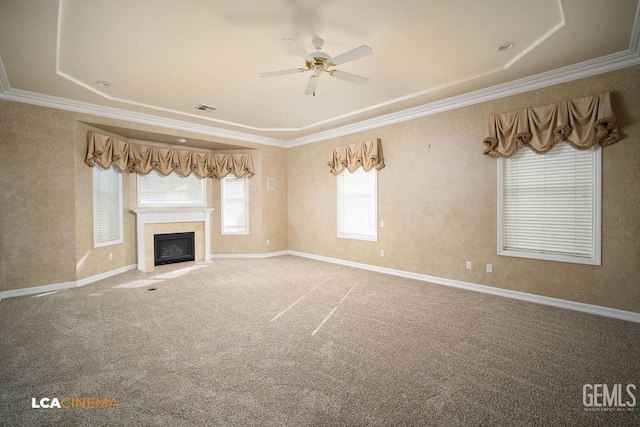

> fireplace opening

[{"left": 154, "top": 232, "right": 195, "bottom": 266}]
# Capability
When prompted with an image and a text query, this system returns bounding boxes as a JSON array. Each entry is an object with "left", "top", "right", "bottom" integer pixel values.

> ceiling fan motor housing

[{"left": 306, "top": 52, "right": 332, "bottom": 73}]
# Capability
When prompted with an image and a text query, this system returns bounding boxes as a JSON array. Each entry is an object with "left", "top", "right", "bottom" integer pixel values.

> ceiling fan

[{"left": 259, "top": 38, "right": 373, "bottom": 96}]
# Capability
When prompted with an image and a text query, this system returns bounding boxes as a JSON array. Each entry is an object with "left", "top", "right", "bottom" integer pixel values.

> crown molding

[
  {"left": 285, "top": 2, "right": 640, "bottom": 147},
  {"left": 286, "top": 49, "right": 640, "bottom": 147},
  {"left": 48, "top": 0, "right": 559, "bottom": 135},
  {"left": 0, "top": 69, "right": 286, "bottom": 148},
  {"left": 1, "top": 1, "right": 639, "bottom": 150}
]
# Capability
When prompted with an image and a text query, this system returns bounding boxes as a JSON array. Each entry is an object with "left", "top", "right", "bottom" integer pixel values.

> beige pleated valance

[
  {"left": 483, "top": 91, "right": 622, "bottom": 158},
  {"left": 85, "top": 131, "right": 254, "bottom": 179},
  {"left": 328, "top": 139, "right": 385, "bottom": 175}
]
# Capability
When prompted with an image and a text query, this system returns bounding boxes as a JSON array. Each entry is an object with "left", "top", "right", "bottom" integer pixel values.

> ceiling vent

[{"left": 195, "top": 104, "right": 217, "bottom": 112}]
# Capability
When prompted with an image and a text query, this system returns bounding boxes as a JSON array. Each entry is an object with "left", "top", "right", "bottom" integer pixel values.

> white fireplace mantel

[{"left": 132, "top": 208, "right": 214, "bottom": 270}]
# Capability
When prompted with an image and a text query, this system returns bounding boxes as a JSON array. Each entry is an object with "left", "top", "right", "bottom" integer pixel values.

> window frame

[
  {"left": 221, "top": 174, "right": 250, "bottom": 235},
  {"left": 93, "top": 165, "right": 123, "bottom": 248},
  {"left": 497, "top": 145, "right": 602, "bottom": 265},
  {"left": 136, "top": 170, "right": 206, "bottom": 208},
  {"left": 337, "top": 167, "right": 378, "bottom": 242}
]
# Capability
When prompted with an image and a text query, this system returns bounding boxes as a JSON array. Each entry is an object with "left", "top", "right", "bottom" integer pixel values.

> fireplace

[
  {"left": 133, "top": 208, "right": 214, "bottom": 271},
  {"left": 154, "top": 232, "right": 195, "bottom": 266}
]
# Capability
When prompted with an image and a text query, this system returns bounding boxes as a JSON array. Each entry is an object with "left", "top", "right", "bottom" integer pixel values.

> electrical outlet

[
  {"left": 266, "top": 239, "right": 270, "bottom": 246},
  {"left": 466, "top": 261, "right": 472, "bottom": 269},
  {"left": 486, "top": 264, "right": 493, "bottom": 273},
  {"left": 108, "top": 252, "right": 113, "bottom": 260},
  {"left": 380, "top": 250, "right": 385, "bottom": 257},
  {"left": 380, "top": 220, "right": 385, "bottom": 228}
]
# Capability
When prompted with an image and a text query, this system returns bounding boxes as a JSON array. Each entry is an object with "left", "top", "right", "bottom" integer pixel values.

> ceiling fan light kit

[{"left": 259, "top": 38, "right": 373, "bottom": 96}]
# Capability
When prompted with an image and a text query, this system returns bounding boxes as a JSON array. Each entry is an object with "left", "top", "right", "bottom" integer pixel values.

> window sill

[
  {"left": 94, "top": 238, "right": 123, "bottom": 249},
  {"left": 338, "top": 234, "right": 378, "bottom": 242},
  {"left": 498, "top": 249, "right": 600, "bottom": 266}
]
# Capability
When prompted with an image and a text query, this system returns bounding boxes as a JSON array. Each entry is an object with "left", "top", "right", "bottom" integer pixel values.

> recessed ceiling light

[
  {"left": 95, "top": 80, "right": 113, "bottom": 88},
  {"left": 178, "top": 138, "right": 187, "bottom": 143},
  {"left": 498, "top": 41, "right": 516, "bottom": 51}
]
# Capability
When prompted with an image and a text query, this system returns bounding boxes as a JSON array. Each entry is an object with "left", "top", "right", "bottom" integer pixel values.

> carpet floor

[{"left": 0, "top": 255, "right": 638, "bottom": 426}]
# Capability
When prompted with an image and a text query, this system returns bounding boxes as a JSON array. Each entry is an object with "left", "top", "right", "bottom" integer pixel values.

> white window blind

[
  {"left": 138, "top": 170, "right": 205, "bottom": 206},
  {"left": 337, "top": 167, "right": 377, "bottom": 241},
  {"left": 499, "top": 143, "right": 601, "bottom": 265},
  {"left": 93, "top": 165, "right": 122, "bottom": 247},
  {"left": 221, "top": 175, "right": 249, "bottom": 235}
]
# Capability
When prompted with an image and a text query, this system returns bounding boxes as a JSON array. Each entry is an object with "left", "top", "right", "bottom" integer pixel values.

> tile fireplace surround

[{"left": 132, "top": 208, "right": 214, "bottom": 271}]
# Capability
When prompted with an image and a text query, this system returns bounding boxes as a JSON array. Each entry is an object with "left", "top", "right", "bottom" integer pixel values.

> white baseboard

[
  {"left": 0, "top": 280, "right": 78, "bottom": 299},
  {"left": 287, "top": 251, "right": 640, "bottom": 324},
  {"left": 2, "top": 253, "right": 638, "bottom": 324},
  {"left": 76, "top": 265, "right": 137, "bottom": 287},
  {"left": 209, "top": 251, "right": 289, "bottom": 259},
  {"left": 0, "top": 264, "right": 137, "bottom": 300}
]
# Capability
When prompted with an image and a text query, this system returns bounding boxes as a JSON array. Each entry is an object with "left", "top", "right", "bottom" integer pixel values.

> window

[
  {"left": 337, "top": 167, "right": 377, "bottom": 241},
  {"left": 138, "top": 170, "right": 205, "bottom": 207},
  {"left": 221, "top": 174, "right": 249, "bottom": 235},
  {"left": 93, "top": 165, "right": 123, "bottom": 247},
  {"left": 498, "top": 143, "right": 601, "bottom": 265}
]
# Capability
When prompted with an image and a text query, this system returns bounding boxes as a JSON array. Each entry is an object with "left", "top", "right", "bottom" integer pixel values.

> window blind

[
  {"left": 138, "top": 170, "right": 205, "bottom": 206},
  {"left": 221, "top": 175, "right": 249, "bottom": 234},
  {"left": 500, "top": 143, "right": 599, "bottom": 263},
  {"left": 337, "top": 167, "right": 377, "bottom": 241},
  {"left": 93, "top": 166, "right": 122, "bottom": 246}
]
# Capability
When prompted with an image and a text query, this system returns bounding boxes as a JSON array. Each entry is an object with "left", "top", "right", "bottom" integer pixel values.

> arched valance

[
  {"left": 328, "top": 139, "right": 385, "bottom": 175},
  {"left": 85, "top": 131, "right": 254, "bottom": 179},
  {"left": 483, "top": 91, "right": 622, "bottom": 158}
]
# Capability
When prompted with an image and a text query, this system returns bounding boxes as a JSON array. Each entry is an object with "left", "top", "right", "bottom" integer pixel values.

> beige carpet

[{"left": 1, "top": 255, "right": 638, "bottom": 426}]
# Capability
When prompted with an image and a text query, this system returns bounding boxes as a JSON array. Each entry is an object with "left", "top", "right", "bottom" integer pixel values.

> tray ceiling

[{"left": 0, "top": 0, "right": 639, "bottom": 145}]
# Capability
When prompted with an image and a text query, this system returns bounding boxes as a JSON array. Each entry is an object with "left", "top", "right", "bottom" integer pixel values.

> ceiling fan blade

[
  {"left": 259, "top": 68, "right": 307, "bottom": 78},
  {"left": 282, "top": 38, "right": 314, "bottom": 62},
  {"left": 329, "top": 70, "right": 369, "bottom": 85},
  {"left": 304, "top": 75, "right": 319, "bottom": 96},
  {"left": 329, "top": 45, "right": 373, "bottom": 65}
]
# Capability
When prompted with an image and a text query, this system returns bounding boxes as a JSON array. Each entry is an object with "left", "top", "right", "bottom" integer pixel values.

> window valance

[
  {"left": 85, "top": 131, "right": 255, "bottom": 179},
  {"left": 328, "top": 139, "right": 385, "bottom": 175},
  {"left": 483, "top": 91, "right": 622, "bottom": 158}
]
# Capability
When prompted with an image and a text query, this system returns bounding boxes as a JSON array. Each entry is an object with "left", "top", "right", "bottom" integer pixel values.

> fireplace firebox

[{"left": 154, "top": 232, "right": 195, "bottom": 266}]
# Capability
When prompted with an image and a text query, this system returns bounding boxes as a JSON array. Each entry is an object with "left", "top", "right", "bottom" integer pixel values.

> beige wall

[
  {"left": 287, "top": 65, "right": 640, "bottom": 313},
  {"left": 0, "top": 101, "right": 77, "bottom": 290},
  {"left": 209, "top": 145, "right": 289, "bottom": 254},
  {"left": 261, "top": 145, "right": 288, "bottom": 252},
  {"left": 0, "top": 104, "right": 288, "bottom": 291},
  {"left": 1, "top": 66, "right": 638, "bottom": 313}
]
